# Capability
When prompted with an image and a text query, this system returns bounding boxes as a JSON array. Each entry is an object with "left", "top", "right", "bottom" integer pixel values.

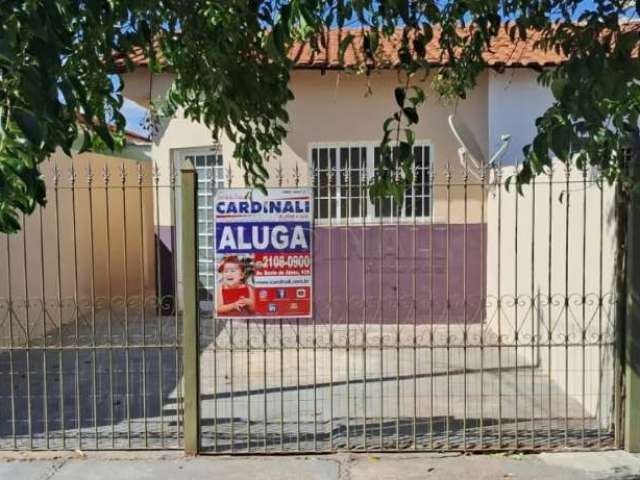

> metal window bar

[{"left": 311, "top": 144, "right": 432, "bottom": 224}]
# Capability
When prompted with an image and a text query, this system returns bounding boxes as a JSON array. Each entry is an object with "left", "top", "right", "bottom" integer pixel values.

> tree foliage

[{"left": 0, "top": 0, "right": 639, "bottom": 232}]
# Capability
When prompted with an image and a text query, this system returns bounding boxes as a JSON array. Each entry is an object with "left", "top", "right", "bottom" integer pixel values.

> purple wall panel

[{"left": 312, "top": 224, "right": 486, "bottom": 324}]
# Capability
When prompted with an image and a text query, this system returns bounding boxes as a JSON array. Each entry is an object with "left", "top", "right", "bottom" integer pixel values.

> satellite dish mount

[{"left": 448, "top": 114, "right": 511, "bottom": 182}]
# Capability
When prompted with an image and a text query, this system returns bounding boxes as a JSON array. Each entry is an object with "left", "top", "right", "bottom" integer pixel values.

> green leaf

[
  {"left": 398, "top": 141, "right": 412, "bottom": 164},
  {"left": 533, "top": 134, "right": 548, "bottom": 160},
  {"left": 550, "top": 125, "right": 570, "bottom": 160},
  {"left": 12, "top": 109, "right": 42, "bottom": 146},
  {"left": 79, "top": 130, "right": 92, "bottom": 153},
  {"left": 95, "top": 124, "right": 115, "bottom": 150},
  {"left": 338, "top": 33, "right": 354, "bottom": 62},
  {"left": 517, "top": 162, "right": 533, "bottom": 186},
  {"left": 0, "top": 37, "right": 15, "bottom": 64},
  {"left": 551, "top": 78, "right": 567, "bottom": 100},
  {"left": 394, "top": 87, "right": 406, "bottom": 108},
  {"left": 271, "top": 25, "right": 285, "bottom": 57},
  {"left": 413, "top": 34, "right": 426, "bottom": 59},
  {"left": 398, "top": 46, "right": 412, "bottom": 66},
  {"left": 422, "top": 24, "right": 433, "bottom": 43},
  {"left": 404, "top": 128, "right": 415, "bottom": 145},
  {"left": 409, "top": 86, "right": 425, "bottom": 105},
  {"left": 505, "top": 176, "right": 513, "bottom": 192},
  {"left": 363, "top": 30, "right": 379, "bottom": 60},
  {"left": 403, "top": 107, "right": 419, "bottom": 124}
]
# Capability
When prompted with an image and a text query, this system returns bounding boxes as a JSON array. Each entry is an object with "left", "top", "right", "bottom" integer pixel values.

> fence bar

[
  {"left": 121, "top": 164, "right": 132, "bottom": 447},
  {"left": 445, "top": 159, "right": 451, "bottom": 450},
  {"left": 530, "top": 176, "right": 536, "bottom": 449},
  {"left": 153, "top": 165, "right": 165, "bottom": 447},
  {"left": 563, "top": 163, "right": 571, "bottom": 448},
  {"left": 87, "top": 167, "right": 99, "bottom": 448},
  {"left": 547, "top": 166, "right": 554, "bottom": 449},
  {"left": 429, "top": 168, "right": 435, "bottom": 450},
  {"left": 462, "top": 155, "right": 468, "bottom": 450},
  {"left": 395, "top": 167, "right": 401, "bottom": 451},
  {"left": 21, "top": 215, "right": 33, "bottom": 449},
  {"left": 138, "top": 164, "right": 149, "bottom": 447},
  {"left": 624, "top": 153, "right": 640, "bottom": 453},
  {"left": 345, "top": 156, "right": 351, "bottom": 451},
  {"left": 172, "top": 163, "right": 184, "bottom": 449},
  {"left": 5, "top": 233, "right": 16, "bottom": 449},
  {"left": 181, "top": 160, "right": 200, "bottom": 455},
  {"left": 329, "top": 163, "right": 335, "bottom": 451},
  {"left": 412, "top": 160, "right": 418, "bottom": 450},
  {"left": 70, "top": 167, "right": 82, "bottom": 449},
  {"left": 479, "top": 165, "right": 486, "bottom": 449},
  {"left": 597, "top": 170, "right": 604, "bottom": 448},
  {"left": 53, "top": 167, "right": 65, "bottom": 449},
  {"left": 38, "top": 205, "right": 49, "bottom": 450},
  {"left": 513, "top": 160, "right": 520, "bottom": 448},
  {"left": 581, "top": 167, "right": 587, "bottom": 448},
  {"left": 378, "top": 194, "right": 384, "bottom": 450},
  {"left": 103, "top": 166, "right": 116, "bottom": 447},
  {"left": 496, "top": 162, "right": 503, "bottom": 449}
]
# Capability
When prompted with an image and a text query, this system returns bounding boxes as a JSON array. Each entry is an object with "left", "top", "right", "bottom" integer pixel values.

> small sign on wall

[{"left": 214, "top": 188, "right": 313, "bottom": 319}]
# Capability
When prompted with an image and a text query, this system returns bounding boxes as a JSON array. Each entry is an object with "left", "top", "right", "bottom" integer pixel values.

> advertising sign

[{"left": 214, "top": 188, "right": 313, "bottom": 319}]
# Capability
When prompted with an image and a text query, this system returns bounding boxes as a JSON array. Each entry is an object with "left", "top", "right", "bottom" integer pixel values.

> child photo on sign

[{"left": 216, "top": 255, "right": 256, "bottom": 316}]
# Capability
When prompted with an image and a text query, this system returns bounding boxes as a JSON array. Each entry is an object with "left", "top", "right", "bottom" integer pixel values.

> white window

[
  {"left": 310, "top": 142, "right": 432, "bottom": 224},
  {"left": 176, "top": 147, "right": 225, "bottom": 300}
]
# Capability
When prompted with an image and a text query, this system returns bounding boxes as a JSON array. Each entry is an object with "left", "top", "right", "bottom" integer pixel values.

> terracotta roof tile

[
  {"left": 286, "top": 27, "right": 565, "bottom": 69},
  {"left": 115, "top": 24, "right": 638, "bottom": 72}
]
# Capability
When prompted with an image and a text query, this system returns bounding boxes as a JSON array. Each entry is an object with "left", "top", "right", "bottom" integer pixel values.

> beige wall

[
  {"left": 124, "top": 69, "right": 490, "bottom": 225},
  {"left": 0, "top": 150, "right": 156, "bottom": 345}
]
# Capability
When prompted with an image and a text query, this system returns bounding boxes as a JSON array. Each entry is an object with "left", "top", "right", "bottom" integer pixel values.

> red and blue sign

[{"left": 214, "top": 188, "right": 313, "bottom": 319}]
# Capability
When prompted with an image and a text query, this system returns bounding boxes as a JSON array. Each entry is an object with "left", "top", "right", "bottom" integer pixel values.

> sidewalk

[{"left": 1, "top": 450, "right": 640, "bottom": 480}]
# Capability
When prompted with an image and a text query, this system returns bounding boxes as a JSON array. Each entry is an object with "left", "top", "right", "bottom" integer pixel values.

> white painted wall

[
  {"left": 485, "top": 162, "right": 617, "bottom": 423},
  {"left": 488, "top": 69, "right": 554, "bottom": 165}
]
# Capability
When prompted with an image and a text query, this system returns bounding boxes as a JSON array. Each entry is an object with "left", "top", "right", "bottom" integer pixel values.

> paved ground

[
  {"left": 1, "top": 450, "right": 640, "bottom": 480},
  {"left": 196, "top": 321, "right": 615, "bottom": 451},
  {"left": 0, "top": 312, "right": 617, "bottom": 451}
]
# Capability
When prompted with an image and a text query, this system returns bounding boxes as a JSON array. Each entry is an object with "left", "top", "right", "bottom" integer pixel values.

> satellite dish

[{"left": 448, "top": 114, "right": 511, "bottom": 180}]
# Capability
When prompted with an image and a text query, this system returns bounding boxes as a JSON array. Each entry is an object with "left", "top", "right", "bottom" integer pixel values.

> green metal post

[
  {"left": 181, "top": 160, "right": 199, "bottom": 455},
  {"left": 625, "top": 150, "right": 640, "bottom": 453}
]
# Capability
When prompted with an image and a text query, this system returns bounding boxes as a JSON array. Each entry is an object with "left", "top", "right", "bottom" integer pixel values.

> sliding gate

[{"left": 197, "top": 159, "right": 620, "bottom": 453}]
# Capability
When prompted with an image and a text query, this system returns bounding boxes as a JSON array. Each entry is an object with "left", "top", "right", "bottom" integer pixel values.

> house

[
  {"left": 118, "top": 28, "right": 562, "bottom": 322},
  {"left": 118, "top": 30, "right": 622, "bottom": 423}
]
